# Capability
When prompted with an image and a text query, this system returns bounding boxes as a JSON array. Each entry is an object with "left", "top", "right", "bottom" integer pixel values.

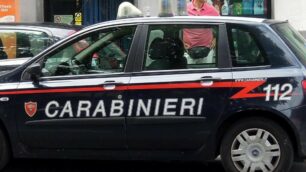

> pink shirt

[{"left": 184, "top": 2, "right": 219, "bottom": 49}]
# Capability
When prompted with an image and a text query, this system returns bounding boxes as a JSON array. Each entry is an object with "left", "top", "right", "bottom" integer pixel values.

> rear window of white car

[{"left": 0, "top": 30, "right": 51, "bottom": 60}]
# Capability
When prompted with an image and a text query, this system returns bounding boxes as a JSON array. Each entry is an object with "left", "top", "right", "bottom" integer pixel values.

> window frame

[
  {"left": 132, "top": 22, "right": 231, "bottom": 75},
  {"left": 21, "top": 24, "right": 141, "bottom": 81}
]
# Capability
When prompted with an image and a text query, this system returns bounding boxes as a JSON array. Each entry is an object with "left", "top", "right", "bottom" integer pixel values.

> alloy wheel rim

[{"left": 231, "top": 128, "right": 281, "bottom": 172}]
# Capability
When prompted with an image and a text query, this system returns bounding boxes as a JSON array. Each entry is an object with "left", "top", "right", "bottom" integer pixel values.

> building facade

[
  {"left": 137, "top": 0, "right": 272, "bottom": 18},
  {"left": 136, "top": 0, "right": 306, "bottom": 34},
  {"left": 1, "top": 0, "right": 306, "bottom": 34},
  {"left": 272, "top": 0, "right": 306, "bottom": 36}
]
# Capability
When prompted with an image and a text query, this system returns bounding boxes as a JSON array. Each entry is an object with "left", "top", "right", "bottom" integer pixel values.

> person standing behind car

[{"left": 184, "top": 0, "right": 219, "bottom": 61}]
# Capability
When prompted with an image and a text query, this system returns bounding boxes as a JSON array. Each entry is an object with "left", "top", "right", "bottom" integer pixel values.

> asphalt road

[{"left": 3, "top": 159, "right": 306, "bottom": 172}]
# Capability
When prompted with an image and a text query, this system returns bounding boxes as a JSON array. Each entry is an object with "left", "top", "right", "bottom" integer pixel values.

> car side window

[
  {"left": 41, "top": 26, "right": 136, "bottom": 77},
  {"left": 229, "top": 28, "right": 269, "bottom": 67},
  {"left": 143, "top": 25, "right": 218, "bottom": 71},
  {"left": 0, "top": 30, "right": 50, "bottom": 59}
]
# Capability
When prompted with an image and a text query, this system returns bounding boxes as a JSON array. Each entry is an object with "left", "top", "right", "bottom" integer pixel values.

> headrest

[
  {"left": 164, "top": 37, "right": 184, "bottom": 59},
  {"left": 148, "top": 38, "right": 164, "bottom": 60},
  {"left": 149, "top": 37, "right": 185, "bottom": 60}
]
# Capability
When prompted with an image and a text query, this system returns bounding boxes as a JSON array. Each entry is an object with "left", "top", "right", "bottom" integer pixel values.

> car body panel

[{"left": 0, "top": 16, "right": 304, "bottom": 162}]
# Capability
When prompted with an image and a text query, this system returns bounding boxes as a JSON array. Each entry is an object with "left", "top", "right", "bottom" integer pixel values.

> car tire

[
  {"left": 220, "top": 117, "right": 293, "bottom": 172},
  {"left": 0, "top": 129, "right": 10, "bottom": 170}
]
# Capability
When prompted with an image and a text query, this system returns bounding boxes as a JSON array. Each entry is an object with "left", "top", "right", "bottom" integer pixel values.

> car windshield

[
  {"left": 48, "top": 27, "right": 81, "bottom": 41},
  {"left": 273, "top": 23, "right": 306, "bottom": 66}
]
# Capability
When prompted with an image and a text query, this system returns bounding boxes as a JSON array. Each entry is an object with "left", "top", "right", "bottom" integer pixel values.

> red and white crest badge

[{"left": 24, "top": 102, "right": 37, "bottom": 117}]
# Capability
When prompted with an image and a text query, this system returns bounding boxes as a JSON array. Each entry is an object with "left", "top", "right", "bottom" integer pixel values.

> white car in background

[{"left": 0, "top": 23, "right": 82, "bottom": 73}]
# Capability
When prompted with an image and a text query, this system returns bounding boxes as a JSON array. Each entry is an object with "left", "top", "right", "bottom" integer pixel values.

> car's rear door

[
  {"left": 15, "top": 25, "right": 139, "bottom": 150},
  {"left": 126, "top": 23, "right": 233, "bottom": 152}
]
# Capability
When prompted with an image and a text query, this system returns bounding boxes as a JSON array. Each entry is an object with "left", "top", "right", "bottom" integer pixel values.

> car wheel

[
  {"left": 0, "top": 129, "right": 10, "bottom": 170},
  {"left": 220, "top": 117, "right": 293, "bottom": 172}
]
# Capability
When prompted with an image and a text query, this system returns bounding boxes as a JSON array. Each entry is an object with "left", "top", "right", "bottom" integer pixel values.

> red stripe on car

[{"left": 0, "top": 81, "right": 266, "bottom": 99}]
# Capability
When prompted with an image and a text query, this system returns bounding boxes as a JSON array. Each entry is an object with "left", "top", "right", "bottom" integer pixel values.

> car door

[
  {"left": 15, "top": 25, "right": 138, "bottom": 150},
  {"left": 126, "top": 23, "right": 233, "bottom": 151}
]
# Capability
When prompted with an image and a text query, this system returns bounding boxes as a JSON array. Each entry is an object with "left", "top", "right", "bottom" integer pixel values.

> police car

[{"left": 0, "top": 3, "right": 305, "bottom": 172}]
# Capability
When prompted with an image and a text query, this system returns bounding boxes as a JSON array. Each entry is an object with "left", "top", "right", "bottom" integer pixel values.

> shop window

[
  {"left": 208, "top": 0, "right": 271, "bottom": 19},
  {"left": 44, "top": 0, "right": 80, "bottom": 24}
]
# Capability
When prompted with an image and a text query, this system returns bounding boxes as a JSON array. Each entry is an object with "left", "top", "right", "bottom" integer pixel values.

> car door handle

[
  {"left": 200, "top": 76, "right": 222, "bottom": 82},
  {"left": 103, "top": 81, "right": 124, "bottom": 90},
  {"left": 103, "top": 80, "right": 124, "bottom": 85}
]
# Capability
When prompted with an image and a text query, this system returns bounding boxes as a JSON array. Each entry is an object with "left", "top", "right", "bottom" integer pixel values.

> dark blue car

[{"left": 0, "top": 16, "right": 305, "bottom": 172}]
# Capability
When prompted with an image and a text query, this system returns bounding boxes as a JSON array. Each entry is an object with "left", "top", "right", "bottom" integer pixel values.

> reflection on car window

[
  {"left": 41, "top": 26, "right": 136, "bottom": 77},
  {"left": 229, "top": 28, "right": 269, "bottom": 67},
  {"left": 143, "top": 25, "right": 218, "bottom": 71},
  {"left": 274, "top": 23, "right": 306, "bottom": 66},
  {"left": 0, "top": 30, "right": 51, "bottom": 59}
]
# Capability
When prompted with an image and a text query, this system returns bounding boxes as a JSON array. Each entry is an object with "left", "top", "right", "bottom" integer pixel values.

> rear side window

[
  {"left": 0, "top": 30, "right": 51, "bottom": 60},
  {"left": 229, "top": 28, "right": 269, "bottom": 67},
  {"left": 143, "top": 24, "right": 218, "bottom": 71},
  {"left": 273, "top": 23, "right": 306, "bottom": 66}
]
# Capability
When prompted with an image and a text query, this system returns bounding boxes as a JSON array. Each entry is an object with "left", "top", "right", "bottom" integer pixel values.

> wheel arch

[
  {"left": 0, "top": 118, "right": 12, "bottom": 156},
  {"left": 215, "top": 109, "right": 301, "bottom": 159}
]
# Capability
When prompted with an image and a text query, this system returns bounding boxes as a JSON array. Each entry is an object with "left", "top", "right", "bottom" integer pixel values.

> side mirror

[{"left": 25, "top": 63, "right": 42, "bottom": 83}]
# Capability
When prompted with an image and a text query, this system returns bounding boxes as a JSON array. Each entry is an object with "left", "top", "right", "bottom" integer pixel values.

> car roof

[
  {"left": 0, "top": 22, "right": 82, "bottom": 30},
  {"left": 84, "top": 16, "right": 286, "bottom": 31},
  {"left": 0, "top": 22, "right": 83, "bottom": 38}
]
